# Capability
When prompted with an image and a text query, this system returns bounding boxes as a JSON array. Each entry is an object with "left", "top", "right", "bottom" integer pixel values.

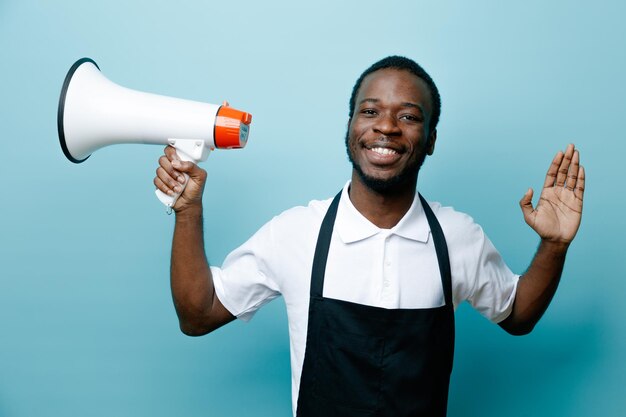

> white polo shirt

[{"left": 211, "top": 182, "right": 519, "bottom": 414}]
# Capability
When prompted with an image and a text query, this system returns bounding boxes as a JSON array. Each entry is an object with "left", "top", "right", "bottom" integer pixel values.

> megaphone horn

[{"left": 57, "top": 57, "right": 252, "bottom": 208}]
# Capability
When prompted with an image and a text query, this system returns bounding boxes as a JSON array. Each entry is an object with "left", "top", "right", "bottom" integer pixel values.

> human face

[{"left": 346, "top": 68, "right": 436, "bottom": 193}]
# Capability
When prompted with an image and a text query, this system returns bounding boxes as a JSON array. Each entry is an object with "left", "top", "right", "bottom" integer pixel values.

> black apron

[{"left": 296, "top": 192, "right": 455, "bottom": 417}]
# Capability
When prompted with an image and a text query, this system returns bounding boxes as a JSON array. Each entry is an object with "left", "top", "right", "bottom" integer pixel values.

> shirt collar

[{"left": 335, "top": 181, "right": 431, "bottom": 244}]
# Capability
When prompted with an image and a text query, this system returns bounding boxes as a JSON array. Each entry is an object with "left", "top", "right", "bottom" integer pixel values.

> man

[{"left": 154, "top": 56, "right": 585, "bottom": 416}]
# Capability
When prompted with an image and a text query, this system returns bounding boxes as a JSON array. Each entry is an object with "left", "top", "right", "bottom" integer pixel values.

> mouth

[
  {"left": 363, "top": 142, "right": 404, "bottom": 165},
  {"left": 369, "top": 146, "right": 399, "bottom": 156}
]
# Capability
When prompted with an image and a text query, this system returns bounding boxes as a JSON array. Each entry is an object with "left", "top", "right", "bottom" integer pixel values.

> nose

[{"left": 373, "top": 113, "right": 401, "bottom": 135}]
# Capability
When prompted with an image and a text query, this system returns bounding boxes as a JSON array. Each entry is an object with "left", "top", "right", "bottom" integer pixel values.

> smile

[{"left": 371, "top": 147, "right": 398, "bottom": 156}]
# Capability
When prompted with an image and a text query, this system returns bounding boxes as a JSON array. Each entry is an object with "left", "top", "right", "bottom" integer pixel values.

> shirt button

[
  {"left": 385, "top": 260, "right": 391, "bottom": 266},
  {"left": 383, "top": 280, "right": 390, "bottom": 287}
]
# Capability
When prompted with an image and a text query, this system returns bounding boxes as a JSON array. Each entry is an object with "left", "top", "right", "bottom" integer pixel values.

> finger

[
  {"left": 574, "top": 165, "right": 585, "bottom": 201},
  {"left": 555, "top": 144, "right": 575, "bottom": 187},
  {"left": 173, "top": 159, "right": 207, "bottom": 184},
  {"left": 519, "top": 188, "right": 535, "bottom": 221},
  {"left": 154, "top": 175, "right": 177, "bottom": 197},
  {"left": 543, "top": 151, "right": 563, "bottom": 188},
  {"left": 171, "top": 159, "right": 196, "bottom": 174},
  {"left": 164, "top": 145, "right": 179, "bottom": 161},
  {"left": 159, "top": 155, "right": 186, "bottom": 184},
  {"left": 156, "top": 166, "right": 184, "bottom": 194},
  {"left": 565, "top": 149, "right": 580, "bottom": 191}
]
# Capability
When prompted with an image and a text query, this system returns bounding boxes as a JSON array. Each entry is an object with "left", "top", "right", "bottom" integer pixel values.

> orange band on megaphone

[{"left": 215, "top": 106, "right": 252, "bottom": 148}]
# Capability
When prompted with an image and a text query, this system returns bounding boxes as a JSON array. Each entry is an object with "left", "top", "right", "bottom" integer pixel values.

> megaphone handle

[{"left": 154, "top": 147, "right": 197, "bottom": 211}]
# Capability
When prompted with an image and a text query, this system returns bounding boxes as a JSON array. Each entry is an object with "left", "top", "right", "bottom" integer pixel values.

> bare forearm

[
  {"left": 171, "top": 205, "right": 215, "bottom": 335},
  {"left": 155, "top": 147, "right": 235, "bottom": 335},
  {"left": 500, "top": 240, "right": 569, "bottom": 335}
]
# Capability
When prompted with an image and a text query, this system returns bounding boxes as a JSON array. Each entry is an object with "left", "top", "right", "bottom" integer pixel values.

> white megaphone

[{"left": 58, "top": 57, "right": 252, "bottom": 209}]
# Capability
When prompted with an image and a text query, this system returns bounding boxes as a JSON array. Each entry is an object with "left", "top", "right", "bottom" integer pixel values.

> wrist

[
  {"left": 539, "top": 239, "right": 570, "bottom": 255},
  {"left": 175, "top": 203, "right": 203, "bottom": 223}
]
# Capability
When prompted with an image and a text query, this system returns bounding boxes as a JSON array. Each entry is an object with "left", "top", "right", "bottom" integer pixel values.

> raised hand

[{"left": 519, "top": 144, "right": 585, "bottom": 244}]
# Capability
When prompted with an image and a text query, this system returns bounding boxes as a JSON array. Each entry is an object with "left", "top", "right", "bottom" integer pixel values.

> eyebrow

[{"left": 359, "top": 98, "right": 425, "bottom": 115}]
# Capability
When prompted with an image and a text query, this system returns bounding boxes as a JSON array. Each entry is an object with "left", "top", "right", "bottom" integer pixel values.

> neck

[{"left": 348, "top": 171, "right": 417, "bottom": 229}]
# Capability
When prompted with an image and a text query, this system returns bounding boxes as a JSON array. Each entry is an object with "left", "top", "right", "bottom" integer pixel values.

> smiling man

[
  {"left": 347, "top": 65, "right": 437, "bottom": 196},
  {"left": 345, "top": 64, "right": 438, "bottom": 228},
  {"left": 154, "top": 56, "right": 585, "bottom": 417}
]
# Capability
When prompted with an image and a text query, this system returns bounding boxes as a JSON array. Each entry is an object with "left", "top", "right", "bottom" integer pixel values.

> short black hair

[{"left": 348, "top": 56, "right": 441, "bottom": 131}]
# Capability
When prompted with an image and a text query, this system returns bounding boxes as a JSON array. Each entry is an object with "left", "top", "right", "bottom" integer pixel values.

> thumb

[
  {"left": 171, "top": 159, "right": 207, "bottom": 204},
  {"left": 519, "top": 188, "right": 534, "bottom": 220},
  {"left": 171, "top": 159, "right": 205, "bottom": 181}
]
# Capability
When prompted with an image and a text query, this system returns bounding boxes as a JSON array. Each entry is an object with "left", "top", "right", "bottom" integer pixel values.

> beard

[{"left": 345, "top": 130, "right": 426, "bottom": 195}]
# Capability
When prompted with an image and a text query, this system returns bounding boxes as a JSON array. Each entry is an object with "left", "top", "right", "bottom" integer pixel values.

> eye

[
  {"left": 360, "top": 108, "right": 378, "bottom": 116},
  {"left": 400, "top": 114, "right": 422, "bottom": 123}
]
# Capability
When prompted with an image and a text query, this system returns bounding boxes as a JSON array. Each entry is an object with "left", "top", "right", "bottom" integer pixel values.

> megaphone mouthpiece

[{"left": 58, "top": 58, "right": 100, "bottom": 163}]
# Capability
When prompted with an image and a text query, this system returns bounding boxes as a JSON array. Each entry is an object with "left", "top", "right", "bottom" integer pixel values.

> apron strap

[
  {"left": 310, "top": 191, "right": 342, "bottom": 298},
  {"left": 419, "top": 194, "right": 453, "bottom": 307}
]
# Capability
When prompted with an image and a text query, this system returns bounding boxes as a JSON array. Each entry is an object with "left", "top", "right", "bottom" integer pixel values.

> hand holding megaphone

[
  {"left": 150, "top": 100, "right": 251, "bottom": 208},
  {"left": 58, "top": 58, "right": 252, "bottom": 210},
  {"left": 155, "top": 145, "right": 208, "bottom": 212}
]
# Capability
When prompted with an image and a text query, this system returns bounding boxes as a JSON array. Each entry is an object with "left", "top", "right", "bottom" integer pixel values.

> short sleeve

[
  {"left": 466, "top": 232, "right": 520, "bottom": 323},
  {"left": 437, "top": 205, "right": 519, "bottom": 323},
  {"left": 212, "top": 219, "right": 281, "bottom": 322}
]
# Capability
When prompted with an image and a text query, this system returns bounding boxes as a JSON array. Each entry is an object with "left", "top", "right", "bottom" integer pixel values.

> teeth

[{"left": 371, "top": 147, "right": 397, "bottom": 155}]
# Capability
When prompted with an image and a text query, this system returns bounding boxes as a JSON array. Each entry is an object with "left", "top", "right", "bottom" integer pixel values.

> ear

[{"left": 426, "top": 128, "right": 437, "bottom": 155}]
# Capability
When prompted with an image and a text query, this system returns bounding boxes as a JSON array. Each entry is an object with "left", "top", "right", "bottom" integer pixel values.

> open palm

[{"left": 520, "top": 144, "right": 585, "bottom": 243}]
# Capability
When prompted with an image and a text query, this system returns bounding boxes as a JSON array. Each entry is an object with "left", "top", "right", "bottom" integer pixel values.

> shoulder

[
  {"left": 221, "top": 195, "right": 334, "bottom": 277},
  {"left": 424, "top": 200, "right": 486, "bottom": 245},
  {"left": 428, "top": 202, "right": 486, "bottom": 256},
  {"left": 254, "top": 196, "right": 334, "bottom": 283}
]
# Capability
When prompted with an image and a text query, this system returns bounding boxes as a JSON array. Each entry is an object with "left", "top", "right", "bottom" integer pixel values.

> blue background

[{"left": 1, "top": 1, "right": 624, "bottom": 416}]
